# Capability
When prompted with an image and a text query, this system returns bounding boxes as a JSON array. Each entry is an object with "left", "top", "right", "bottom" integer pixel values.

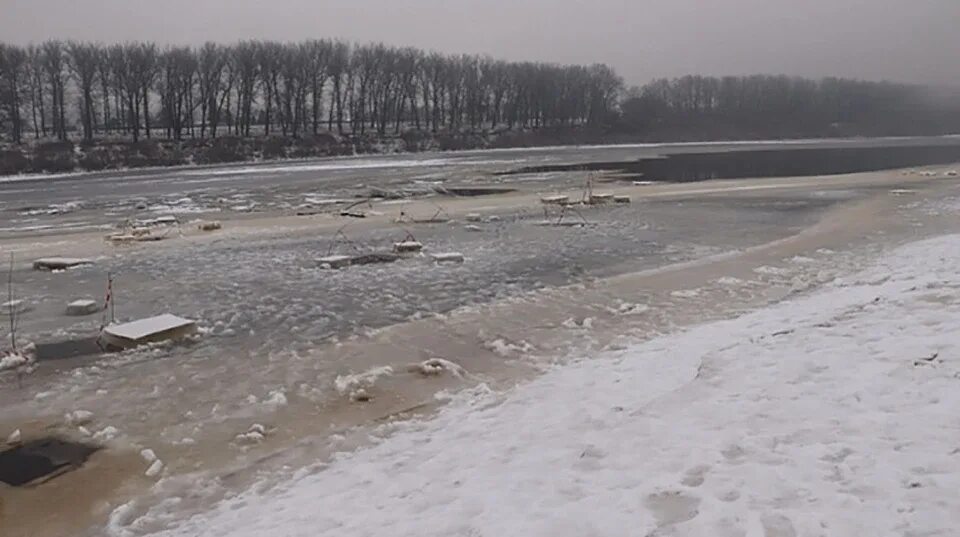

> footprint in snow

[
  {"left": 645, "top": 490, "right": 701, "bottom": 527},
  {"left": 681, "top": 465, "right": 711, "bottom": 488},
  {"left": 761, "top": 513, "right": 797, "bottom": 537}
]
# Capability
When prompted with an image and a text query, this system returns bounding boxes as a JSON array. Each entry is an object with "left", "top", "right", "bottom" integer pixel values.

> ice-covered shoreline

[{"left": 119, "top": 233, "right": 960, "bottom": 537}]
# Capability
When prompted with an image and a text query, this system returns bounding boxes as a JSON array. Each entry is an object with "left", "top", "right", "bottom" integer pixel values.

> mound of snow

[
  {"left": 334, "top": 366, "right": 394, "bottom": 398},
  {"left": 0, "top": 352, "right": 31, "bottom": 372},
  {"left": 66, "top": 410, "right": 95, "bottom": 426},
  {"left": 234, "top": 424, "right": 270, "bottom": 446},
  {"left": 93, "top": 426, "right": 119, "bottom": 442},
  {"left": 408, "top": 358, "right": 465, "bottom": 378},
  {"left": 263, "top": 390, "right": 288, "bottom": 409},
  {"left": 145, "top": 460, "right": 165, "bottom": 478},
  {"left": 483, "top": 337, "right": 535, "bottom": 357}
]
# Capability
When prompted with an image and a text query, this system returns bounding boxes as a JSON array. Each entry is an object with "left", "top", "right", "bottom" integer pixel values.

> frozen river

[
  {"left": 3, "top": 135, "right": 960, "bottom": 237},
  {"left": 3, "top": 138, "right": 960, "bottom": 537}
]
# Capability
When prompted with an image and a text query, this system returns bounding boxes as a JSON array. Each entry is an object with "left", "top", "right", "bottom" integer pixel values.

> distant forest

[
  {"left": 1, "top": 39, "right": 959, "bottom": 150},
  {"left": 619, "top": 75, "right": 960, "bottom": 139},
  {"left": 0, "top": 40, "right": 621, "bottom": 144}
]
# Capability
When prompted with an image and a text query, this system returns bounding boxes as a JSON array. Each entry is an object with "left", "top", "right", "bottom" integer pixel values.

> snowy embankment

[{"left": 140, "top": 235, "right": 960, "bottom": 537}]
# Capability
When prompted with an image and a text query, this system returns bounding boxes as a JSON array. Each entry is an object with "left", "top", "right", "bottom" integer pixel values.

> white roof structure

[
  {"left": 66, "top": 299, "right": 100, "bottom": 316},
  {"left": 103, "top": 314, "right": 196, "bottom": 342}
]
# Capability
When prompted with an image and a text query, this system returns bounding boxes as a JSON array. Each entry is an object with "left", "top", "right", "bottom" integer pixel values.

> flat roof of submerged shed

[{"left": 102, "top": 314, "right": 196, "bottom": 341}]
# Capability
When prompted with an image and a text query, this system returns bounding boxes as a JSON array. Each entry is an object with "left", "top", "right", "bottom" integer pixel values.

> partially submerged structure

[
  {"left": 588, "top": 193, "right": 614, "bottom": 204},
  {"left": 197, "top": 221, "right": 222, "bottom": 232},
  {"left": 317, "top": 255, "right": 354, "bottom": 269},
  {"left": 541, "top": 195, "right": 570, "bottom": 205},
  {"left": 393, "top": 240, "right": 424, "bottom": 254},
  {"left": 317, "top": 253, "right": 400, "bottom": 269},
  {"left": 0, "top": 437, "right": 99, "bottom": 487},
  {"left": 33, "top": 258, "right": 93, "bottom": 271},
  {"left": 98, "top": 314, "right": 197, "bottom": 350}
]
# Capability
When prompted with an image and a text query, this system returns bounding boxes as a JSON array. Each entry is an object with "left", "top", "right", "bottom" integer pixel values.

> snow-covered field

[{"left": 130, "top": 233, "right": 960, "bottom": 537}]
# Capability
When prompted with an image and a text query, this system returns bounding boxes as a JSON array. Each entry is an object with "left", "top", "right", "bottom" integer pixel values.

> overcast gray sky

[{"left": 3, "top": 0, "right": 959, "bottom": 86}]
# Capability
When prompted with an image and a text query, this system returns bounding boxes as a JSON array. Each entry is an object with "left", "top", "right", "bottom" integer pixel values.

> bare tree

[
  {"left": 67, "top": 41, "right": 100, "bottom": 141},
  {"left": 327, "top": 41, "right": 350, "bottom": 134},
  {"left": 41, "top": 41, "right": 68, "bottom": 141},
  {"left": 257, "top": 41, "right": 283, "bottom": 137},
  {"left": 0, "top": 44, "right": 28, "bottom": 143}
]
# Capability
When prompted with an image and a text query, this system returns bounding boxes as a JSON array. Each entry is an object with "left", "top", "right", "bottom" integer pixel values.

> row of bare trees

[{"left": 0, "top": 40, "right": 623, "bottom": 144}]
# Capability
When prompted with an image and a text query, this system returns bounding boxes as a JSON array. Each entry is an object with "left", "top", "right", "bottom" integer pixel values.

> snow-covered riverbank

[
  {"left": 125, "top": 233, "right": 960, "bottom": 536},
  {"left": 133, "top": 235, "right": 960, "bottom": 537}
]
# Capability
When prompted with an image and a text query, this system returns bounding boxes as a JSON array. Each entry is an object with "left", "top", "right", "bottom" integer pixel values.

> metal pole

[
  {"left": 109, "top": 272, "right": 115, "bottom": 324},
  {"left": 8, "top": 252, "right": 16, "bottom": 351}
]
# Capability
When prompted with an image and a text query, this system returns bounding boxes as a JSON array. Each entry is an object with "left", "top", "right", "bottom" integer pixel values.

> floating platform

[
  {"left": 99, "top": 314, "right": 197, "bottom": 350},
  {"left": 436, "top": 186, "right": 516, "bottom": 197},
  {"left": 66, "top": 299, "right": 100, "bottom": 316},
  {"left": 393, "top": 241, "right": 424, "bottom": 254},
  {"left": 106, "top": 231, "right": 165, "bottom": 243},
  {"left": 430, "top": 252, "right": 465, "bottom": 264},
  {"left": 350, "top": 252, "right": 400, "bottom": 266},
  {"left": 588, "top": 193, "right": 614, "bottom": 204},
  {"left": 33, "top": 258, "right": 93, "bottom": 271},
  {"left": 317, "top": 253, "right": 400, "bottom": 269},
  {"left": 138, "top": 215, "right": 177, "bottom": 226},
  {"left": 541, "top": 195, "right": 570, "bottom": 205}
]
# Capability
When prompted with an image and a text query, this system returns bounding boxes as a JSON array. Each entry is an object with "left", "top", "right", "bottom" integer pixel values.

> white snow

[
  {"left": 561, "top": 317, "right": 594, "bottom": 329},
  {"left": 409, "top": 358, "right": 466, "bottom": 378},
  {"left": 263, "top": 390, "right": 288, "bottom": 409},
  {"left": 0, "top": 299, "right": 28, "bottom": 315},
  {"left": 753, "top": 265, "right": 790, "bottom": 276},
  {"left": 0, "top": 352, "right": 31, "bottom": 372},
  {"left": 145, "top": 460, "right": 165, "bottom": 478},
  {"left": 234, "top": 424, "right": 269, "bottom": 446},
  {"left": 140, "top": 449, "right": 158, "bottom": 464},
  {"left": 482, "top": 337, "right": 535, "bottom": 357},
  {"left": 65, "top": 409, "right": 95, "bottom": 426},
  {"left": 93, "top": 426, "right": 119, "bottom": 442},
  {"left": 142, "top": 234, "right": 960, "bottom": 537},
  {"left": 607, "top": 302, "right": 650, "bottom": 316},
  {"left": 334, "top": 366, "right": 394, "bottom": 397},
  {"left": 670, "top": 288, "right": 701, "bottom": 298}
]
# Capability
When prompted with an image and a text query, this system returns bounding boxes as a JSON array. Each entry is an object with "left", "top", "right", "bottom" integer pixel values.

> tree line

[
  {"left": 0, "top": 40, "right": 623, "bottom": 144},
  {"left": 618, "top": 74, "right": 960, "bottom": 138},
  {"left": 2, "top": 40, "right": 958, "bottom": 148}
]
